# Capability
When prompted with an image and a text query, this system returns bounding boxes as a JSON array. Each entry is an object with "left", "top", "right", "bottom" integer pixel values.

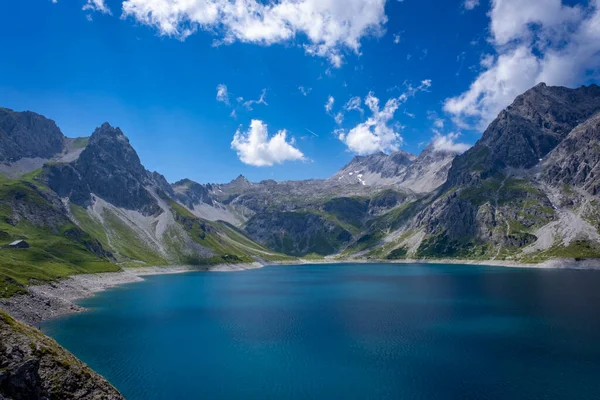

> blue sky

[{"left": 0, "top": 0, "right": 598, "bottom": 184}]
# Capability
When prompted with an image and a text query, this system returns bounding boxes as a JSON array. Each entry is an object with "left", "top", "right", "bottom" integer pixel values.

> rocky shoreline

[{"left": 2, "top": 258, "right": 600, "bottom": 326}]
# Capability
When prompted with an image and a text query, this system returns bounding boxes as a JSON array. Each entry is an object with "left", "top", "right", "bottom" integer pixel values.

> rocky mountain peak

[
  {"left": 226, "top": 174, "right": 253, "bottom": 190},
  {"left": 45, "top": 123, "right": 162, "bottom": 216},
  {"left": 80, "top": 123, "right": 146, "bottom": 180},
  {"left": 92, "top": 122, "right": 126, "bottom": 139},
  {"left": 331, "top": 149, "right": 417, "bottom": 186},
  {"left": 172, "top": 178, "right": 213, "bottom": 208},
  {"left": 398, "top": 142, "right": 458, "bottom": 193},
  {"left": 446, "top": 84, "right": 600, "bottom": 187},
  {"left": 0, "top": 107, "right": 65, "bottom": 163}
]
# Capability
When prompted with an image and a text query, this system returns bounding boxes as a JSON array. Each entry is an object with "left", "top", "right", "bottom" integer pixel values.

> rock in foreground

[{"left": 0, "top": 310, "right": 123, "bottom": 400}]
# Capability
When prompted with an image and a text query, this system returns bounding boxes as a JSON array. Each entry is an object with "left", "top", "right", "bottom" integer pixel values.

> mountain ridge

[{"left": 0, "top": 83, "right": 598, "bottom": 288}]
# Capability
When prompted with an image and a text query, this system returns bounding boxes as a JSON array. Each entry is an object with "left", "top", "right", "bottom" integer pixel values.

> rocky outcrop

[
  {"left": 542, "top": 112, "right": 600, "bottom": 196},
  {"left": 0, "top": 310, "right": 123, "bottom": 400},
  {"left": 446, "top": 83, "right": 600, "bottom": 187},
  {"left": 330, "top": 145, "right": 457, "bottom": 192},
  {"left": 172, "top": 178, "right": 214, "bottom": 209},
  {"left": 0, "top": 108, "right": 65, "bottom": 163},
  {"left": 400, "top": 143, "right": 457, "bottom": 193},
  {"left": 331, "top": 150, "right": 415, "bottom": 186}
]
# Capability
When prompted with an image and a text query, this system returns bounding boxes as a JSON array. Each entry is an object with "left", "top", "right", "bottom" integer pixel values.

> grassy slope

[
  {"left": 169, "top": 200, "right": 294, "bottom": 264},
  {"left": 0, "top": 173, "right": 118, "bottom": 297},
  {"left": 70, "top": 204, "right": 168, "bottom": 266}
]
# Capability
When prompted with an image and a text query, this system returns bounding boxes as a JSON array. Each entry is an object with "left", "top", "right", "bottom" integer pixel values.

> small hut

[{"left": 8, "top": 240, "right": 30, "bottom": 249}]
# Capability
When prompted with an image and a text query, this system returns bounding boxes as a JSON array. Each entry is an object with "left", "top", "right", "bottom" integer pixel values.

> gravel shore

[{"left": 0, "top": 263, "right": 263, "bottom": 326}]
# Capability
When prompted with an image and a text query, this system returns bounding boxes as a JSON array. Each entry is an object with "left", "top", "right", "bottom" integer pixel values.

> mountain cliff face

[
  {"left": 332, "top": 150, "right": 416, "bottom": 186},
  {"left": 400, "top": 144, "right": 457, "bottom": 193},
  {"left": 542, "top": 112, "right": 600, "bottom": 196},
  {"left": 447, "top": 83, "right": 600, "bottom": 187},
  {"left": 0, "top": 108, "right": 65, "bottom": 163}
]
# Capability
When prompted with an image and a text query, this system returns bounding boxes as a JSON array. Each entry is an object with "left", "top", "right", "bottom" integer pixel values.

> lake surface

[{"left": 42, "top": 263, "right": 600, "bottom": 399}]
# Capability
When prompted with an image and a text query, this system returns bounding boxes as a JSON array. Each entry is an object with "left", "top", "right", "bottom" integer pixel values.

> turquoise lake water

[{"left": 42, "top": 263, "right": 600, "bottom": 399}]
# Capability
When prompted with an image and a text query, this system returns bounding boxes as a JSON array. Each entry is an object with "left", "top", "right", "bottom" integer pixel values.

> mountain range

[{"left": 1, "top": 83, "right": 600, "bottom": 299}]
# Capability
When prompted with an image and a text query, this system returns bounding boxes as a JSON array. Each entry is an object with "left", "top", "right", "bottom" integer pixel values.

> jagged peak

[
  {"left": 231, "top": 174, "right": 250, "bottom": 184},
  {"left": 173, "top": 178, "right": 194, "bottom": 187},
  {"left": 92, "top": 123, "right": 126, "bottom": 140}
]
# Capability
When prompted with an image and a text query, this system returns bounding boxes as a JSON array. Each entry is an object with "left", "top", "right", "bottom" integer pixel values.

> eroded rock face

[
  {"left": 331, "top": 151, "right": 416, "bottom": 186},
  {"left": 0, "top": 108, "right": 65, "bottom": 163},
  {"left": 0, "top": 311, "right": 124, "bottom": 400},
  {"left": 446, "top": 83, "right": 600, "bottom": 187},
  {"left": 400, "top": 143, "right": 457, "bottom": 193},
  {"left": 543, "top": 112, "right": 600, "bottom": 196},
  {"left": 172, "top": 178, "right": 214, "bottom": 209}
]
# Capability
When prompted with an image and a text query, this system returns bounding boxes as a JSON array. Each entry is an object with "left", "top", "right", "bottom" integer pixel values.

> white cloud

[
  {"left": 243, "top": 89, "right": 268, "bottom": 110},
  {"left": 431, "top": 132, "right": 471, "bottom": 153},
  {"left": 463, "top": 0, "right": 479, "bottom": 10},
  {"left": 231, "top": 120, "right": 305, "bottom": 166},
  {"left": 445, "top": 0, "right": 600, "bottom": 130},
  {"left": 325, "top": 96, "right": 335, "bottom": 113},
  {"left": 336, "top": 81, "right": 432, "bottom": 155},
  {"left": 334, "top": 112, "right": 344, "bottom": 125},
  {"left": 216, "top": 84, "right": 229, "bottom": 105},
  {"left": 298, "top": 86, "right": 312, "bottom": 96},
  {"left": 83, "top": 0, "right": 111, "bottom": 14},
  {"left": 428, "top": 111, "right": 445, "bottom": 129},
  {"left": 337, "top": 92, "right": 402, "bottom": 155},
  {"left": 121, "top": 0, "right": 388, "bottom": 66},
  {"left": 344, "top": 96, "right": 363, "bottom": 114},
  {"left": 393, "top": 33, "right": 401, "bottom": 44}
]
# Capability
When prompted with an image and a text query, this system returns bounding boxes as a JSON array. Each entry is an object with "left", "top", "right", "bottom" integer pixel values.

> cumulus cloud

[
  {"left": 231, "top": 120, "right": 305, "bottom": 166},
  {"left": 445, "top": 0, "right": 600, "bottom": 130},
  {"left": 336, "top": 81, "right": 432, "bottom": 155},
  {"left": 431, "top": 132, "right": 471, "bottom": 153},
  {"left": 121, "top": 0, "right": 387, "bottom": 66},
  {"left": 83, "top": 0, "right": 111, "bottom": 14},
  {"left": 216, "top": 84, "right": 229, "bottom": 105},
  {"left": 337, "top": 92, "right": 403, "bottom": 155}
]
